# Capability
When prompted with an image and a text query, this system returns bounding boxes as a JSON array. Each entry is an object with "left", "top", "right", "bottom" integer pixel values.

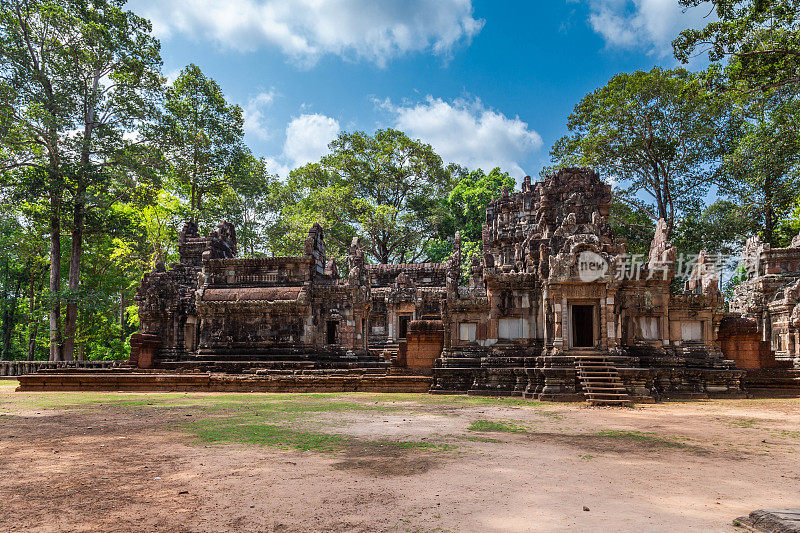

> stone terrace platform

[{"left": 15, "top": 370, "right": 432, "bottom": 393}]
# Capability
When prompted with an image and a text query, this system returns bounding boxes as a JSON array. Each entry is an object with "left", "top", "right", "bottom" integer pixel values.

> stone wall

[
  {"left": 719, "top": 316, "right": 775, "bottom": 370},
  {"left": 17, "top": 372, "right": 432, "bottom": 393},
  {"left": 367, "top": 264, "right": 446, "bottom": 288},
  {"left": 0, "top": 360, "right": 121, "bottom": 376},
  {"left": 404, "top": 320, "right": 444, "bottom": 370}
]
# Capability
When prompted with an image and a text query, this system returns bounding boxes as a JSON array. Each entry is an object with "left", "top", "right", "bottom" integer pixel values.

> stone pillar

[
  {"left": 605, "top": 295, "right": 616, "bottom": 348},
  {"left": 553, "top": 298, "right": 565, "bottom": 348},
  {"left": 598, "top": 299, "right": 606, "bottom": 350}
]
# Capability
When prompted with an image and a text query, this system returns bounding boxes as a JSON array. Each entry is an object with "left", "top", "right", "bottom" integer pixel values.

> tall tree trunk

[
  {"left": 27, "top": 273, "right": 41, "bottom": 360},
  {"left": 1, "top": 259, "right": 10, "bottom": 360},
  {"left": 120, "top": 288, "right": 126, "bottom": 344},
  {"left": 49, "top": 191, "right": 62, "bottom": 362},
  {"left": 64, "top": 80, "right": 97, "bottom": 362},
  {"left": 62, "top": 199, "right": 83, "bottom": 362},
  {"left": 764, "top": 175, "right": 775, "bottom": 246},
  {"left": 2, "top": 275, "right": 22, "bottom": 359}
]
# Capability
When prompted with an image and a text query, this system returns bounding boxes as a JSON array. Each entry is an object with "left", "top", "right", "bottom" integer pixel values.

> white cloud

[
  {"left": 243, "top": 90, "right": 276, "bottom": 141},
  {"left": 380, "top": 97, "right": 542, "bottom": 178},
  {"left": 129, "top": 0, "right": 483, "bottom": 67},
  {"left": 265, "top": 113, "right": 341, "bottom": 177},
  {"left": 585, "top": 0, "right": 713, "bottom": 56},
  {"left": 283, "top": 114, "right": 340, "bottom": 167}
]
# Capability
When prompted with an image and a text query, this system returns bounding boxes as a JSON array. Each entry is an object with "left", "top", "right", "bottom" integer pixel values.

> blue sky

[{"left": 126, "top": 0, "right": 712, "bottom": 183}]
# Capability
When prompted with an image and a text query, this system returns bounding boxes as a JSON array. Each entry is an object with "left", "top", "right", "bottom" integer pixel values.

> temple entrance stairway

[{"left": 572, "top": 350, "right": 631, "bottom": 406}]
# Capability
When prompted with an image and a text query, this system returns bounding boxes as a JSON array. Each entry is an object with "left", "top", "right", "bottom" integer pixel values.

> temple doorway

[
  {"left": 572, "top": 305, "right": 594, "bottom": 347},
  {"left": 326, "top": 321, "right": 338, "bottom": 345},
  {"left": 398, "top": 315, "right": 410, "bottom": 339}
]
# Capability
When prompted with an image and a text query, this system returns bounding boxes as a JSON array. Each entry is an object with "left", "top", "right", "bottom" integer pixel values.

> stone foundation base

[
  {"left": 16, "top": 372, "right": 432, "bottom": 393},
  {"left": 431, "top": 355, "right": 749, "bottom": 403}
]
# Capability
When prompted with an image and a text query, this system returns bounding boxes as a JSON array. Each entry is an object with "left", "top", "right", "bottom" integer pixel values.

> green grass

[
  {"left": 189, "top": 421, "right": 346, "bottom": 451},
  {"left": 773, "top": 430, "right": 800, "bottom": 439},
  {"left": 351, "top": 393, "right": 553, "bottom": 409},
  {"left": 4, "top": 389, "right": 562, "bottom": 414},
  {"left": 0, "top": 380, "right": 18, "bottom": 388},
  {"left": 596, "top": 430, "right": 694, "bottom": 449},
  {"left": 468, "top": 419, "right": 528, "bottom": 433},
  {"left": 186, "top": 418, "right": 454, "bottom": 453},
  {"left": 729, "top": 417, "right": 759, "bottom": 428},
  {"left": 3, "top": 391, "right": 406, "bottom": 413}
]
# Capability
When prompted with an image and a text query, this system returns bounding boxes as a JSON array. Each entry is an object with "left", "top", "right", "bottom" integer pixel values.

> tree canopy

[
  {"left": 425, "top": 167, "right": 515, "bottom": 273},
  {"left": 0, "top": 0, "right": 162, "bottom": 361},
  {"left": 272, "top": 129, "right": 453, "bottom": 264},
  {"left": 675, "top": 0, "right": 800, "bottom": 95},
  {"left": 549, "top": 67, "right": 737, "bottom": 238},
  {"left": 153, "top": 63, "right": 249, "bottom": 224}
]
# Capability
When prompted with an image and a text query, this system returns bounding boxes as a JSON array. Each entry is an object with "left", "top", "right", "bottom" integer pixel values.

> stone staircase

[{"left": 574, "top": 351, "right": 630, "bottom": 406}]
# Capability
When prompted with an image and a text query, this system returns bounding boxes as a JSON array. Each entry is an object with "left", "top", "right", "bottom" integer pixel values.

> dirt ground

[{"left": 0, "top": 380, "right": 798, "bottom": 532}]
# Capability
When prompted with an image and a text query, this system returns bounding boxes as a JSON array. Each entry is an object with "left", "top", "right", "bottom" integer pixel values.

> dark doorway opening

[
  {"left": 398, "top": 315, "right": 410, "bottom": 339},
  {"left": 572, "top": 305, "right": 594, "bottom": 347},
  {"left": 326, "top": 321, "right": 338, "bottom": 345}
]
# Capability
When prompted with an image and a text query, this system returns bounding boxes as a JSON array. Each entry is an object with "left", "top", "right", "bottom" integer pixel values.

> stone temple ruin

[
  {"left": 727, "top": 233, "right": 800, "bottom": 370},
  {"left": 123, "top": 168, "right": 800, "bottom": 403}
]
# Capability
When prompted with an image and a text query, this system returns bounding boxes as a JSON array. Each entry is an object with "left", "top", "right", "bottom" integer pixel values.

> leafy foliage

[
  {"left": 152, "top": 64, "right": 252, "bottom": 227},
  {"left": 550, "top": 67, "right": 737, "bottom": 238},
  {"left": 719, "top": 94, "right": 800, "bottom": 245},
  {"left": 272, "top": 129, "right": 452, "bottom": 264},
  {"left": 675, "top": 0, "right": 800, "bottom": 95},
  {"left": 426, "top": 167, "right": 514, "bottom": 275}
]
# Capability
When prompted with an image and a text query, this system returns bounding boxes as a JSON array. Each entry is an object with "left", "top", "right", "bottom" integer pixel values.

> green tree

[
  {"left": 0, "top": 0, "right": 162, "bottom": 360},
  {"left": 442, "top": 167, "right": 514, "bottom": 243},
  {"left": 719, "top": 95, "right": 800, "bottom": 245},
  {"left": 675, "top": 0, "right": 800, "bottom": 95},
  {"left": 608, "top": 194, "right": 656, "bottom": 256},
  {"left": 0, "top": 190, "right": 50, "bottom": 360},
  {"left": 775, "top": 201, "right": 800, "bottom": 245},
  {"left": 201, "top": 154, "right": 277, "bottom": 257},
  {"left": 154, "top": 64, "right": 248, "bottom": 225},
  {"left": 426, "top": 166, "right": 515, "bottom": 267},
  {"left": 671, "top": 199, "right": 759, "bottom": 256},
  {"left": 549, "top": 67, "right": 737, "bottom": 238},
  {"left": 275, "top": 129, "right": 452, "bottom": 264}
]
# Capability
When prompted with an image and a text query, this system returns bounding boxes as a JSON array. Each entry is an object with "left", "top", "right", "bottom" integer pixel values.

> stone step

[
  {"left": 584, "top": 386, "right": 627, "bottom": 392},
  {"left": 574, "top": 353, "right": 631, "bottom": 406},
  {"left": 588, "top": 399, "right": 631, "bottom": 406}
]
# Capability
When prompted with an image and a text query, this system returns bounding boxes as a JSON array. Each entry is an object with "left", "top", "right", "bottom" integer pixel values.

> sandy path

[{"left": 0, "top": 383, "right": 798, "bottom": 532}]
